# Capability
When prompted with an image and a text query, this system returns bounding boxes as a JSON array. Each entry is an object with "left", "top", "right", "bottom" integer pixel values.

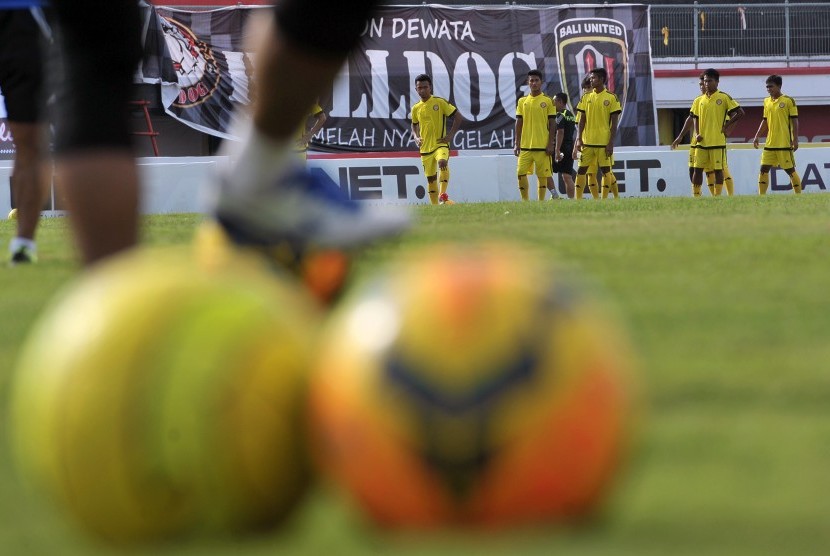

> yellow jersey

[
  {"left": 576, "top": 88, "right": 622, "bottom": 147},
  {"left": 692, "top": 90, "right": 740, "bottom": 149},
  {"left": 763, "top": 94, "right": 798, "bottom": 149},
  {"left": 411, "top": 96, "right": 457, "bottom": 155},
  {"left": 516, "top": 93, "right": 556, "bottom": 150}
]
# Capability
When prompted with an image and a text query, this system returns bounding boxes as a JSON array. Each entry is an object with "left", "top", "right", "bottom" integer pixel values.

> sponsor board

[
  {"left": 0, "top": 157, "right": 224, "bottom": 217},
  {"left": 4, "top": 150, "right": 829, "bottom": 218},
  {"left": 308, "top": 147, "right": 830, "bottom": 203}
]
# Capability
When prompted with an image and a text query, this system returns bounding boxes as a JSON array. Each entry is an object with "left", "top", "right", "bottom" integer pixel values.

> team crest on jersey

[
  {"left": 160, "top": 17, "right": 221, "bottom": 108},
  {"left": 433, "top": 105, "right": 439, "bottom": 111},
  {"left": 540, "top": 102, "right": 547, "bottom": 108},
  {"left": 779, "top": 102, "right": 785, "bottom": 108},
  {"left": 555, "top": 17, "right": 629, "bottom": 117},
  {"left": 716, "top": 99, "right": 723, "bottom": 105}
]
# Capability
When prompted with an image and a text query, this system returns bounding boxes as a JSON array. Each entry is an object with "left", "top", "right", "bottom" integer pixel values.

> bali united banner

[{"left": 140, "top": 4, "right": 656, "bottom": 149}]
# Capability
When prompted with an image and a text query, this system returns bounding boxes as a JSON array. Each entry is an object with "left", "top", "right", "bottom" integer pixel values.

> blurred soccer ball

[
  {"left": 8, "top": 207, "right": 17, "bottom": 220},
  {"left": 9, "top": 247, "right": 321, "bottom": 542},
  {"left": 309, "top": 242, "right": 638, "bottom": 528}
]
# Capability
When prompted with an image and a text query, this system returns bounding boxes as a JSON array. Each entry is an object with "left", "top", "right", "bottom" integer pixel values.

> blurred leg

[
  {"left": 51, "top": 0, "right": 143, "bottom": 266},
  {"left": 8, "top": 122, "right": 49, "bottom": 241}
]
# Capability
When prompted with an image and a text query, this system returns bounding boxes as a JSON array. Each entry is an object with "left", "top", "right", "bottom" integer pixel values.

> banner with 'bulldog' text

[{"left": 140, "top": 4, "right": 656, "bottom": 150}]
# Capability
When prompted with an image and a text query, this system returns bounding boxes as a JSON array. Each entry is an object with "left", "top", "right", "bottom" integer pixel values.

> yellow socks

[
  {"left": 758, "top": 172, "right": 769, "bottom": 195},
  {"left": 575, "top": 173, "right": 587, "bottom": 200},
  {"left": 601, "top": 171, "right": 618, "bottom": 199},
  {"left": 428, "top": 180, "right": 439, "bottom": 204},
  {"left": 600, "top": 171, "right": 612, "bottom": 199},
  {"left": 722, "top": 168, "right": 733, "bottom": 196},
  {"left": 538, "top": 182, "right": 547, "bottom": 201},
  {"left": 439, "top": 167, "right": 449, "bottom": 196},
  {"left": 518, "top": 174, "right": 530, "bottom": 201},
  {"left": 758, "top": 170, "right": 802, "bottom": 194},
  {"left": 791, "top": 171, "right": 802, "bottom": 194},
  {"left": 706, "top": 172, "right": 716, "bottom": 196},
  {"left": 587, "top": 173, "right": 599, "bottom": 199},
  {"left": 693, "top": 183, "right": 702, "bottom": 197}
]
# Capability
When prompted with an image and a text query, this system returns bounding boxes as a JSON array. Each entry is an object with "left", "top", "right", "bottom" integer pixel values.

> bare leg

[
  {"left": 8, "top": 122, "right": 49, "bottom": 241},
  {"left": 51, "top": 0, "right": 142, "bottom": 266},
  {"left": 54, "top": 151, "right": 139, "bottom": 265},
  {"left": 562, "top": 173, "right": 575, "bottom": 199}
]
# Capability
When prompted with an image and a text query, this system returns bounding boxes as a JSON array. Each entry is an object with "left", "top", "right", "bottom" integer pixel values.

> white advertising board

[
  {"left": 2, "top": 150, "right": 829, "bottom": 217},
  {"left": 307, "top": 147, "right": 830, "bottom": 204}
]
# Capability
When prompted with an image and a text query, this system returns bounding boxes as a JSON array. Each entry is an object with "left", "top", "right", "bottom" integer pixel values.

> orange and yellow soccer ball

[{"left": 309, "top": 242, "right": 639, "bottom": 528}]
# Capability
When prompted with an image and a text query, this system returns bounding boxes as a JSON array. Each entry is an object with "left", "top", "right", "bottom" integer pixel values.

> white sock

[
  {"left": 10, "top": 237, "right": 36, "bottom": 254},
  {"left": 220, "top": 125, "right": 296, "bottom": 197}
]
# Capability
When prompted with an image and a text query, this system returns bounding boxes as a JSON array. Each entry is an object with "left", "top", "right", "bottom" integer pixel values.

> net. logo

[
  {"left": 555, "top": 18, "right": 629, "bottom": 118},
  {"left": 160, "top": 17, "right": 220, "bottom": 108}
]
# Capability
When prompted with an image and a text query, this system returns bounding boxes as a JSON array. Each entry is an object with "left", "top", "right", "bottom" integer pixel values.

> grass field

[{"left": 2, "top": 195, "right": 830, "bottom": 555}]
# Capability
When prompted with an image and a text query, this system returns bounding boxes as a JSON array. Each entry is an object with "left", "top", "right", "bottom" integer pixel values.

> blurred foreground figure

[
  {"left": 10, "top": 0, "right": 407, "bottom": 266},
  {"left": 211, "top": 0, "right": 409, "bottom": 254},
  {"left": 0, "top": 7, "right": 49, "bottom": 264},
  {"left": 48, "top": 0, "right": 143, "bottom": 266}
]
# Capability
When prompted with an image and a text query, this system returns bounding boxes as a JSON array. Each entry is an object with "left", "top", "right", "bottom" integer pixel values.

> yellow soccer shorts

[
  {"left": 760, "top": 148, "right": 795, "bottom": 169},
  {"left": 517, "top": 150, "right": 552, "bottom": 177},
  {"left": 577, "top": 146, "right": 613, "bottom": 170},
  {"left": 420, "top": 147, "right": 450, "bottom": 177},
  {"left": 694, "top": 147, "right": 724, "bottom": 171},
  {"left": 704, "top": 150, "right": 729, "bottom": 173}
]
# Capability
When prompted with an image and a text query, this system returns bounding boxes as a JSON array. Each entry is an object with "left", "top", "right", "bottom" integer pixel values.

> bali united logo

[
  {"left": 433, "top": 105, "right": 439, "bottom": 111},
  {"left": 160, "top": 17, "right": 221, "bottom": 108},
  {"left": 779, "top": 102, "right": 785, "bottom": 109},
  {"left": 716, "top": 99, "right": 723, "bottom": 105},
  {"left": 555, "top": 18, "right": 629, "bottom": 117}
]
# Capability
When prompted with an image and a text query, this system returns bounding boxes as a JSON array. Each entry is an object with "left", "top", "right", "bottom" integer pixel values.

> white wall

[
  {"left": 308, "top": 147, "right": 830, "bottom": 204},
  {"left": 4, "top": 150, "right": 829, "bottom": 219},
  {"left": 0, "top": 157, "right": 227, "bottom": 218},
  {"left": 654, "top": 73, "right": 830, "bottom": 109}
]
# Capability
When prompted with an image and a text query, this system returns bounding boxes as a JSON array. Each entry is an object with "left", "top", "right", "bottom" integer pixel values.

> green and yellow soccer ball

[
  {"left": 9, "top": 247, "right": 321, "bottom": 543},
  {"left": 309, "top": 243, "right": 639, "bottom": 528}
]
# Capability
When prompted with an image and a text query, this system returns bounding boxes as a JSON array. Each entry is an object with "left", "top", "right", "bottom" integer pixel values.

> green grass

[{"left": 2, "top": 195, "right": 830, "bottom": 555}]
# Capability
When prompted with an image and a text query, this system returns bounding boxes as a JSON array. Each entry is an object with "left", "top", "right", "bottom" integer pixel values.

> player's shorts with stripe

[
  {"left": 694, "top": 147, "right": 725, "bottom": 171},
  {"left": 760, "top": 148, "right": 795, "bottom": 169},
  {"left": 578, "top": 145, "right": 613, "bottom": 169},
  {"left": 420, "top": 146, "right": 449, "bottom": 177},
  {"left": 517, "top": 149, "right": 552, "bottom": 178}
]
